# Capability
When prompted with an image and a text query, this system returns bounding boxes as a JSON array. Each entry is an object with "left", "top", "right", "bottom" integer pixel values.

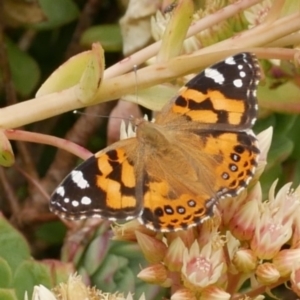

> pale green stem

[
  {"left": 0, "top": 11, "right": 299, "bottom": 129},
  {"left": 103, "top": 0, "right": 263, "bottom": 79}
]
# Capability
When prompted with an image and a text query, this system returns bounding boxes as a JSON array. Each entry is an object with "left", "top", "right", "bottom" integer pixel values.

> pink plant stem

[{"left": 5, "top": 129, "right": 92, "bottom": 160}]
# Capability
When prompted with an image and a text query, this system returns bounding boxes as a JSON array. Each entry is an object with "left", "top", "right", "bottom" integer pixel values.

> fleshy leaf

[
  {"left": 157, "top": 0, "right": 194, "bottom": 62},
  {"left": 13, "top": 261, "right": 52, "bottom": 300},
  {"left": 76, "top": 43, "right": 105, "bottom": 104},
  {"left": 80, "top": 24, "right": 122, "bottom": 52},
  {"left": 287, "top": 116, "right": 300, "bottom": 160},
  {"left": 81, "top": 230, "right": 110, "bottom": 276},
  {"left": 32, "top": 0, "right": 79, "bottom": 30},
  {"left": 265, "top": 135, "right": 293, "bottom": 171},
  {"left": 0, "top": 289, "right": 17, "bottom": 300},
  {"left": 91, "top": 254, "right": 134, "bottom": 293},
  {"left": 41, "top": 260, "right": 74, "bottom": 285},
  {"left": 3, "top": 39, "right": 40, "bottom": 97},
  {"left": 0, "top": 257, "right": 13, "bottom": 288},
  {"left": 258, "top": 79, "right": 300, "bottom": 113},
  {"left": 36, "top": 43, "right": 104, "bottom": 98},
  {"left": 0, "top": 130, "right": 14, "bottom": 167},
  {"left": 0, "top": 214, "right": 31, "bottom": 272},
  {"left": 122, "top": 84, "right": 177, "bottom": 111}
]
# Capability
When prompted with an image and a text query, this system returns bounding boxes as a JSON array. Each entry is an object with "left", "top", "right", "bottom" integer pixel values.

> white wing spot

[
  {"left": 238, "top": 64, "right": 243, "bottom": 70},
  {"left": 81, "top": 196, "right": 92, "bottom": 205},
  {"left": 71, "top": 170, "right": 90, "bottom": 189},
  {"left": 204, "top": 68, "right": 225, "bottom": 84},
  {"left": 225, "top": 56, "right": 236, "bottom": 65},
  {"left": 72, "top": 200, "right": 79, "bottom": 207},
  {"left": 251, "top": 118, "right": 257, "bottom": 125},
  {"left": 56, "top": 186, "right": 65, "bottom": 197},
  {"left": 233, "top": 79, "right": 243, "bottom": 88},
  {"left": 239, "top": 71, "right": 246, "bottom": 78},
  {"left": 64, "top": 198, "right": 70, "bottom": 203}
]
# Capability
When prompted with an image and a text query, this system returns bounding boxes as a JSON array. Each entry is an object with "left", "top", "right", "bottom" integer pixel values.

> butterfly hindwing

[
  {"left": 138, "top": 127, "right": 259, "bottom": 232},
  {"left": 140, "top": 175, "right": 214, "bottom": 232}
]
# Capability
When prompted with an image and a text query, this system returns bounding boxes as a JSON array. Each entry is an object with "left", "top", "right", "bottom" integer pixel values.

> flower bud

[
  {"left": 255, "top": 263, "right": 280, "bottom": 285},
  {"left": 164, "top": 237, "right": 185, "bottom": 272},
  {"left": 137, "top": 264, "right": 171, "bottom": 287},
  {"left": 200, "top": 286, "right": 231, "bottom": 300},
  {"left": 135, "top": 231, "right": 167, "bottom": 263},
  {"left": 273, "top": 249, "right": 300, "bottom": 277},
  {"left": 291, "top": 267, "right": 300, "bottom": 297},
  {"left": 232, "top": 249, "right": 257, "bottom": 273},
  {"left": 171, "top": 288, "right": 197, "bottom": 300},
  {"left": 229, "top": 184, "right": 261, "bottom": 241}
]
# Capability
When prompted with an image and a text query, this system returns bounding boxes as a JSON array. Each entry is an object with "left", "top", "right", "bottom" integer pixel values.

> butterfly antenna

[
  {"left": 133, "top": 64, "right": 139, "bottom": 105},
  {"left": 73, "top": 110, "right": 130, "bottom": 121}
]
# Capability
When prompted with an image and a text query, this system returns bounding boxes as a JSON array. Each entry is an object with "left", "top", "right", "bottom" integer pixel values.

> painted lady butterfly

[{"left": 50, "top": 52, "right": 261, "bottom": 232}]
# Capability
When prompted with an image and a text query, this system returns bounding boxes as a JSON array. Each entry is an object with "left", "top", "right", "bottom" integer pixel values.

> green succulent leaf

[
  {"left": 0, "top": 130, "right": 14, "bottom": 167},
  {"left": 273, "top": 114, "right": 297, "bottom": 136},
  {"left": 0, "top": 258, "right": 13, "bottom": 288},
  {"left": 2, "top": 39, "right": 40, "bottom": 97},
  {"left": 288, "top": 116, "right": 300, "bottom": 160},
  {"left": 32, "top": 0, "right": 79, "bottom": 30},
  {"left": 0, "top": 289, "right": 17, "bottom": 300},
  {"left": 81, "top": 230, "right": 110, "bottom": 276},
  {"left": 91, "top": 254, "right": 135, "bottom": 294},
  {"left": 266, "top": 135, "right": 293, "bottom": 171},
  {"left": 0, "top": 215, "right": 31, "bottom": 272},
  {"left": 80, "top": 24, "right": 123, "bottom": 52},
  {"left": 258, "top": 78, "right": 300, "bottom": 114},
  {"left": 41, "top": 260, "right": 74, "bottom": 286},
  {"left": 122, "top": 84, "right": 177, "bottom": 111},
  {"left": 13, "top": 260, "right": 52, "bottom": 300}
]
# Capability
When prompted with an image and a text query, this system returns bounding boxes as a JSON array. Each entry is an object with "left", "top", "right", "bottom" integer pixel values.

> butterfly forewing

[
  {"left": 50, "top": 52, "right": 261, "bottom": 232},
  {"left": 157, "top": 52, "right": 260, "bottom": 131},
  {"left": 50, "top": 139, "right": 143, "bottom": 221}
]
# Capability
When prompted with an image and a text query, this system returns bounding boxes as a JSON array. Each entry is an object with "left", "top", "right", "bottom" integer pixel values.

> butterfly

[{"left": 50, "top": 52, "right": 261, "bottom": 232}]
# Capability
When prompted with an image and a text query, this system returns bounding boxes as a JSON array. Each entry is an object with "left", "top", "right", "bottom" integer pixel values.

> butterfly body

[{"left": 50, "top": 52, "right": 261, "bottom": 232}]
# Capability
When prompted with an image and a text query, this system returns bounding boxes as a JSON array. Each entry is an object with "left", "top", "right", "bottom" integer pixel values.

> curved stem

[{"left": 5, "top": 129, "right": 92, "bottom": 160}]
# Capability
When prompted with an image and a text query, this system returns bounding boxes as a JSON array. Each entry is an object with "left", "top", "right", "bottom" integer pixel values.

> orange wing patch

[
  {"left": 202, "top": 132, "right": 259, "bottom": 196},
  {"left": 173, "top": 87, "right": 247, "bottom": 125},
  {"left": 141, "top": 179, "right": 212, "bottom": 231},
  {"left": 95, "top": 148, "right": 137, "bottom": 212}
]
